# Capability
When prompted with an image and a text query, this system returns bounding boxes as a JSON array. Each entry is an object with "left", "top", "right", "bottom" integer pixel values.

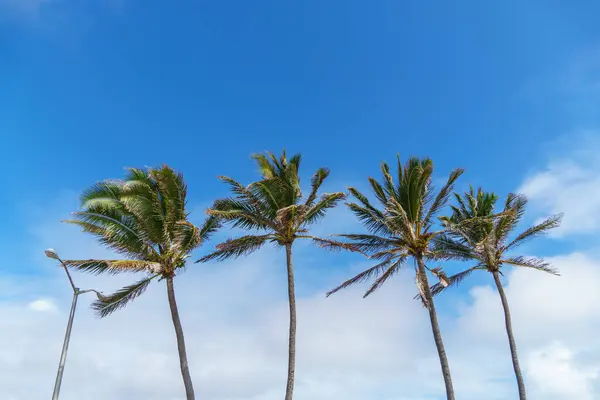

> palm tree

[
  {"left": 63, "top": 165, "right": 219, "bottom": 400},
  {"left": 198, "top": 151, "right": 353, "bottom": 400},
  {"left": 431, "top": 187, "right": 562, "bottom": 400},
  {"left": 326, "top": 156, "right": 463, "bottom": 400}
]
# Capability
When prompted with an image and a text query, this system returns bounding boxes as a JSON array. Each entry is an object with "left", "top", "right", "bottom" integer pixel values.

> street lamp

[{"left": 45, "top": 248, "right": 103, "bottom": 400}]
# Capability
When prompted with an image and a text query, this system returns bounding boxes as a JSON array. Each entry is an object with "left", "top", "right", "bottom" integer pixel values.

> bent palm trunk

[
  {"left": 284, "top": 244, "right": 297, "bottom": 400},
  {"left": 417, "top": 258, "right": 455, "bottom": 400},
  {"left": 166, "top": 276, "right": 196, "bottom": 400},
  {"left": 493, "top": 271, "right": 526, "bottom": 400}
]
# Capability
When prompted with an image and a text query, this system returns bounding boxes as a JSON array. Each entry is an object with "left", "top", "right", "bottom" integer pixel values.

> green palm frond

[
  {"left": 120, "top": 182, "right": 165, "bottom": 244},
  {"left": 305, "top": 168, "right": 330, "bottom": 206},
  {"left": 502, "top": 256, "right": 559, "bottom": 275},
  {"left": 250, "top": 151, "right": 302, "bottom": 206},
  {"left": 91, "top": 275, "right": 159, "bottom": 318},
  {"left": 302, "top": 192, "right": 346, "bottom": 225},
  {"left": 503, "top": 214, "right": 562, "bottom": 251},
  {"left": 62, "top": 259, "right": 159, "bottom": 275},
  {"left": 80, "top": 180, "right": 125, "bottom": 209},
  {"left": 197, "top": 234, "right": 271, "bottom": 262},
  {"left": 173, "top": 218, "right": 219, "bottom": 254},
  {"left": 150, "top": 165, "right": 188, "bottom": 230},
  {"left": 333, "top": 233, "right": 398, "bottom": 253},
  {"left": 422, "top": 168, "right": 464, "bottom": 231},
  {"left": 218, "top": 176, "right": 272, "bottom": 217},
  {"left": 346, "top": 187, "right": 392, "bottom": 235},
  {"left": 432, "top": 234, "right": 478, "bottom": 261},
  {"left": 208, "top": 198, "right": 272, "bottom": 230},
  {"left": 493, "top": 193, "right": 527, "bottom": 246},
  {"left": 399, "top": 157, "right": 433, "bottom": 224},
  {"left": 197, "top": 216, "right": 220, "bottom": 242},
  {"left": 62, "top": 219, "right": 154, "bottom": 260}
]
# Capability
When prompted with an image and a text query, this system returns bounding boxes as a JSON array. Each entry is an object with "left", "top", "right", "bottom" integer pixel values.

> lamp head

[{"left": 44, "top": 248, "right": 60, "bottom": 260}]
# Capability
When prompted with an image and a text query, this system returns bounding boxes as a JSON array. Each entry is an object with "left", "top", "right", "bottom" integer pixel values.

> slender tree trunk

[
  {"left": 284, "top": 243, "right": 297, "bottom": 400},
  {"left": 493, "top": 271, "right": 526, "bottom": 400},
  {"left": 166, "top": 276, "right": 195, "bottom": 400},
  {"left": 417, "top": 258, "right": 455, "bottom": 400}
]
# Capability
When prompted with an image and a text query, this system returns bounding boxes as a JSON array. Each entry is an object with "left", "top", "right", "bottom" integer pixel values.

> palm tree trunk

[
  {"left": 166, "top": 276, "right": 195, "bottom": 400},
  {"left": 284, "top": 243, "right": 297, "bottom": 400},
  {"left": 417, "top": 258, "right": 455, "bottom": 400},
  {"left": 492, "top": 271, "right": 526, "bottom": 400}
]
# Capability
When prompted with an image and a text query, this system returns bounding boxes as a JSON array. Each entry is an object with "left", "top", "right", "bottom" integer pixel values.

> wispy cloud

[{"left": 519, "top": 133, "right": 600, "bottom": 237}]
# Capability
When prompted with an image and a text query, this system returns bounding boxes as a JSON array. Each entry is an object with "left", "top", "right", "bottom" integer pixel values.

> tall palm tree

[
  {"left": 198, "top": 151, "right": 353, "bottom": 400},
  {"left": 63, "top": 165, "right": 218, "bottom": 400},
  {"left": 326, "top": 156, "right": 463, "bottom": 400},
  {"left": 431, "top": 187, "right": 562, "bottom": 400}
]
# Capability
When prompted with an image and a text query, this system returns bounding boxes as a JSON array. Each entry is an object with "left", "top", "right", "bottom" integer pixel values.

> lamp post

[{"left": 45, "top": 249, "right": 102, "bottom": 400}]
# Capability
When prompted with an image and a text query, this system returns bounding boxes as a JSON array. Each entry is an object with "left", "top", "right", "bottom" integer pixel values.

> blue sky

[
  {"left": 2, "top": 0, "right": 598, "bottom": 267},
  {"left": 2, "top": 1, "right": 600, "bottom": 399}
]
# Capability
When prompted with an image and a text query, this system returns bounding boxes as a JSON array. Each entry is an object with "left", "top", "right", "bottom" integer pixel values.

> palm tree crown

[
  {"left": 432, "top": 187, "right": 563, "bottom": 293},
  {"left": 63, "top": 165, "right": 219, "bottom": 316},
  {"left": 327, "top": 156, "right": 463, "bottom": 298},
  {"left": 198, "top": 150, "right": 351, "bottom": 261}
]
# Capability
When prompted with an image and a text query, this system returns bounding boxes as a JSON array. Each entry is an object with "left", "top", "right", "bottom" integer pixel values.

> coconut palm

[
  {"left": 430, "top": 187, "right": 562, "bottom": 400},
  {"left": 326, "top": 156, "right": 463, "bottom": 400},
  {"left": 63, "top": 165, "right": 218, "bottom": 400},
  {"left": 197, "top": 150, "right": 353, "bottom": 400}
]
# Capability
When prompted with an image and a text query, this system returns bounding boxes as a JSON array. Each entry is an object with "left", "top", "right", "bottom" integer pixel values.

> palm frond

[
  {"left": 197, "top": 215, "right": 221, "bottom": 242},
  {"left": 414, "top": 266, "right": 480, "bottom": 300},
  {"left": 218, "top": 176, "right": 271, "bottom": 217},
  {"left": 302, "top": 192, "right": 346, "bottom": 225},
  {"left": 172, "top": 221, "right": 203, "bottom": 254},
  {"left": 305, "top": 168, "right": 330, "bottom": 206},
  {"left": 367, "top": 177, "right": 389, "bottom": 207},
  {"left": 62, "top": 259, "right": 159, "bottom": 275},
  {"left": 120, "top": 185, "right": 165, "bottom": 244},
  {"left": 363, "top": 257, "right": 406, "bottom": 297},
  {"left": 493, "top": 193, "right": 527, "bottom": 246},
  {"left": 80, "top": 180, "right": 125, "bottom": 208},
  {"left": 422, "top": 168, "right": 464, "bottom": 231},
  {"left": 334, "top": 233, "right": 398, "bottom": 253},
  {"left": 91, "top": 275, "right": 158, "bottom": 317},
  {"left": 432, "top": 234, "right": 478, "bottom": 261},
  {"left": 298, "top": 236, "right": 365, "bottom": 255},
  {"left": 197, "top": 234, "right": 271, "bottom": 262},
  {"left": 326, "top": 257, "right": 397, "bottom": 297},
  {"left": 208, "top": 198, "right": 272, "bottom": 230},
  {"left": 62, "top": 219, "right": 154, "bottom": 260},
  {"left": 502, "top": 256, "right": 559, "bottom": 275},
  {"left": 150, "top": 165, "right": 187, "bottom": 230},
  {"left": 251, "top": 152, "right": 277, "bottom": 179},
  {"left": 503, "top": 214, "right": 562, "bottom": 251}
]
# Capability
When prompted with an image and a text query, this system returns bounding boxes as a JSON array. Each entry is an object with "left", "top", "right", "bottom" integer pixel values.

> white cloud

[
  {"left": 526, "top": 342, "right": 599, "bottom": 400},
  {"left": 28, "top": 298, "right": 58, "bottom": 312},
  {"left": 519, "top": 133, "right": 600, "bottom": 236}
]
